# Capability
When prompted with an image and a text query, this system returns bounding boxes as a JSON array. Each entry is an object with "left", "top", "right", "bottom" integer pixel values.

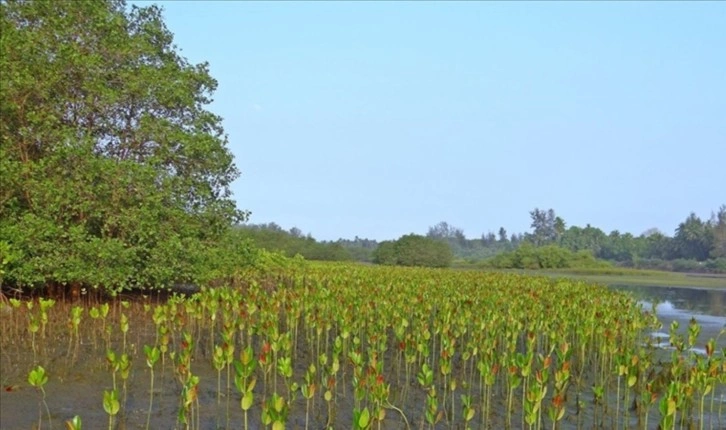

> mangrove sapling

[
  {"left": 212, "top": 344, "right": 225, "bottom": 429},
  {"left": 527, "top": 365, "right": 549, "bottom": 430},
  {"left": 425, "top": 387, "right": 440, "bottom": 430},
  {"left": 625, "top": 352, "right": 641, "bottom": 430},
  {"left": 278, "top": 355, "right": 293, "bottom": 395},
  {"left": 221, "top": 326, "right": 235, "bottom": 429},
  {"left": 640, "top": 382, "right": 658, "bottom": 430},
  {"left": 97, "top": 303, "right": 111, "bottom": 352},
  {"left": 179, "top": 374, "right": 200, "bottom": 430},
  {"left": 659, "top": 381, "right": 679, "bottom": 430},
  {"left": 151, "top": 305, "right": 171, "bottom": 386},
  {"left": 460, "top": 394, "right": 475, "bottom": 430},
  {"left": 278, "top": 336, "right": 297, "bottom": 415},
  {"left": 703, "top": 337, "right": 722, "bottom": 430},
  {"left": 204, "top": 289, "right": 219, "bottom": 356},
  {"left": 103, "top": 389, "right": 120, "bottom": 430},
  {"left": 120, "top": 313, "right": 129, "bottom": 354},
  {"left": 301, "top": 363, "right": 317, "bottom": 430},
  {"left": 67, "top": 305, "right": 82, "bottom": 363},
  {"left": 365, "top": 352, "right": 391, "bottom": 430},
  {"left": 477, "top": 353, "right": 497, "bottom": 428},
  {"left": 459, "top": 347, "right": 474, "bottom": 399},
  {"left": 28, "top": 365, "right": 52, "bottom": 430},
  {"left": 350, "top": 347, "right": 365, "bottom": 411},
  {"left": 692, "top": 352, "right": 712, "bottom": 430},
  {"left": 437, "top": 334, "right": 453, "bottom": 426},
  {"left": 175, "top": 331, "right": 200, "bottom": 430},
  {"left": 417, "top": 362, "right": 434, "bottom": 428},
  {"left": 118, "top": 353, "right": 131, "bottom": 419},
  {"left": 270, "top": 328, "right": 283, "bottom": 394},
  {"left": 88, "top": 306, "right": 101, "bottom": 351},
  {"left": 234, "top": 345, "right": 257, "bottom": 430},
  {"left": 261, "top": 392, "right": 289, "bottom": 430},
  {"left": 615, "top": 351, "right": 626, "bottom": 430},
  {"left": 517, "top": 344, "right": 535, "bottom": 430},
  {"left": 631, "top": 347, "right": 654, "bottom": 429},
  {"left": 402, "top": 338, "right": 417, "bottom": 405},
  {"left": 447, "top": 378, "right": 457, "bottom": 430},
  {"left": 323, "top": 387, "right": 334, "bottom": 429},
  {"left": 326, "top": 336, "right": 343, "bottom": 424},
  {"left": 548, "top": 343, "right": 571, "bottom": 430},
  {"left": 259, "top": 339, "right": 274, "bottom": 404},
  {"left": 592, "top": 383, "right": 605, "bottom": 427},
  {"left": 65, "top": 415, "right": 82, "bottom": 430},
  {"left": 143, "top": 345, "right": 160, "bottom": 430},
  {"left": 571, "top": 332, "right": 587, "bottom": 430},
  {"left": 106, "top": 349, "right": 119, "bottom": 393},
  {"left": 505, "top": 355, "right": 523, "bottom": 430},
  {"left": 28, "top": 307, "right": 40, "bottom": 364},
  {"left": 394, "top": 318, "right": 406, "bottom": 387},
  {"left": 38, "top": 298, "right": 55, "bottom": 340},
  {"left": 183, "top": 298, "right": 202, "bottom": 360}
]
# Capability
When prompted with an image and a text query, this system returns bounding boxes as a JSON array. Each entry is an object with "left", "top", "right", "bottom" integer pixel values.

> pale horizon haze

[{"left": 135, "top": 1, "right": 725, "bottom": 242}]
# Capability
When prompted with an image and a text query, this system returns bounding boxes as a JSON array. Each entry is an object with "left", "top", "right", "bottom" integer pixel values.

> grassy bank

[{"left": 531, "top": 267, "right": 726, "bottom": 289}]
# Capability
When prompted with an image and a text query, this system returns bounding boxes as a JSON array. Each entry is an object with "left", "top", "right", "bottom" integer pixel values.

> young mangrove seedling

[
  {"left": 28, "top": 365, "right": 51, "bottom": 430},
  {"left": 103, "top": 389, "right": 120, "bottom": 430},
  {"left": 143, "top": 345, "right": 160, "bottom": 430},
  {"left": 65, "top": 415, "right": 82, "bottom": 430}
]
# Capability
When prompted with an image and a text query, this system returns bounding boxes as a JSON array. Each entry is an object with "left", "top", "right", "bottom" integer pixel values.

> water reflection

[
  {"left": 610, "top": 285, "right": 725, "bottom": 317},
  {"left": 611, "top": 284, "right": 726, "bottom": 350}
]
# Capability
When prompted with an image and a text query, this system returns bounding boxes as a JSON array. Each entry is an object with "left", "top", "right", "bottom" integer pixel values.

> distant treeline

[
  {"left": 488, "top": 207, "right": 726, "bottom": 272},
  {"left": 242, "top": 205, "right": 726, "bottom": 273}
]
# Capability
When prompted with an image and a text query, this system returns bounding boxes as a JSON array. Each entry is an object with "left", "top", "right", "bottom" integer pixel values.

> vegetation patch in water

[{"left": 0, "top": 264, "right": 724, "bottom": 429}]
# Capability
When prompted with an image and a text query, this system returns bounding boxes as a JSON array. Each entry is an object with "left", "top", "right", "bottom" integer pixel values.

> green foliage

[
  {"left": 335, "top": 237, "right": 378, "bottom": 262},
  {"left": 705, "top": 257, "right": 726, "bottom": 272},
  {"left": 0, "top": 240, "right": 21, "bottom": 285},
  {"left": 526, "top": 208, "right": 565, "bottom": 246},
  {"left": 236, "top": 224, "right": 352, "bottom": 262},
  {"left": 0, "top": 0, "right": 249, "bottom": 292},
  {"left": 372, "top": 234, "right": 453, "bottom": 268},
  {"left": 483, "top": 244, "right": 610, "bottom": 270},
  {"left": 708, "top": 205, "right": 726, "bottom": 259},
  {"left": 674, "top": 213, "right": 713, "bottom": 261},
  {"left": 10, "top": 263, "right": 717, "bottom": 428},
  {"left": 554, "top": 206, "right": 726, "bottom": 272},
  {"left": 427, "top": 221, "right": 512, "bottom": 261}
]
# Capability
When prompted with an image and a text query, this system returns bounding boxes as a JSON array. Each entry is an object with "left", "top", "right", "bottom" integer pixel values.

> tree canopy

[
  {"left": 373, "top": 234, "right": 453, "bottom": 268},
  {"left": 237, "top": 223, "right": 353, "bottom": 262},
  {"left": 0, "top": 0, "right": 248, "bottom": 292}
]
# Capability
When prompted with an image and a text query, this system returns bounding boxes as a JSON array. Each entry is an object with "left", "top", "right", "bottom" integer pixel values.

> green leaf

[
  {"left": 241, "top": 391, "right": 253, "bottom": 411},
  {"left": 103, "top": 389, "right": 120, "bottom": 416},
  {"left": 28, "top": 366, "right": 48, "bottom": 388},
  {"left": 357, "top": 407, "right": 370, "bottom": 429}
]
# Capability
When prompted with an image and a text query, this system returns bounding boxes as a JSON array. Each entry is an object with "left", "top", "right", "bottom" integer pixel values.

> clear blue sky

[{"left": 138, "top": 1, "right": 725, "bottom": 241}]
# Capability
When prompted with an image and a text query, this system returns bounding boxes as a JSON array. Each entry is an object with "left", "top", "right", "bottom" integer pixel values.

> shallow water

[{"left": 610, "top": 284, "right": 726, "bottom": 350}]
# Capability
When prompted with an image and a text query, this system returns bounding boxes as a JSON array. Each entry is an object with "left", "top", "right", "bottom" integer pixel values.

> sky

[{"left": 137, "top": 1, "right": 725, "bottom": 242}]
